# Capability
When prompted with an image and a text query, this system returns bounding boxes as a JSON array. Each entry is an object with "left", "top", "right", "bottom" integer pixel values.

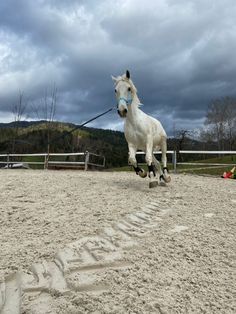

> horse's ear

[
  {"left": 111, "top": 75, "right": 117, "bottom": 82},
  {"left": 126, "top": 70, "right": 130, "bottom": 79}
]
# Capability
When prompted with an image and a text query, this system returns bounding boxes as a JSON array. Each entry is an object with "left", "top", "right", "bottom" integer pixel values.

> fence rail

[
  {"left": 135, "top": 150, "right": 236, "bottom": 172},
  {"left": 0, "top": 151, "right": 105, "bottom": 170},
  {"left": 1, "top": 150, "right": 235, "bottom": 172}
]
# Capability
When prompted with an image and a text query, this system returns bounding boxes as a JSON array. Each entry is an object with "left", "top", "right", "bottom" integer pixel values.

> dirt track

[{"left": 0, "top": 170, "right": 235, "bottom": 313}]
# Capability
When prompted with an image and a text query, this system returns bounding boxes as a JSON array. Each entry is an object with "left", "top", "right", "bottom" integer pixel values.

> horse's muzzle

[{"left": 117, "top": 108, "right": 127, "bottom": 118}]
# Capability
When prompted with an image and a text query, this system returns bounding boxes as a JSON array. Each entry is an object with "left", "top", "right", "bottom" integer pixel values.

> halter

[{"left": 117, "top": 91, "right": 133, "bottom": 106}]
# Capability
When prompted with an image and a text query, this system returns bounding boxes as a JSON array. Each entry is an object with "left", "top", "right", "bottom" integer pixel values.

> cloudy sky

[{"left": 0, "top": 0, "right": 236, "bottom": 135}]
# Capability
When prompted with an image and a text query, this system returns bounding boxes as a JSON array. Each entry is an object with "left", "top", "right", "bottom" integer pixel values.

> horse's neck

[{"left": 126, "top": 94, "right": 141, "bottom": 123}]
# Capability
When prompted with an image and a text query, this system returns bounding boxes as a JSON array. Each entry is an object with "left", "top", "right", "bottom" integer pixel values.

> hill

[
  {"left": 0, "top": 121, "right": 216, "bottom": 168},
  {"left": 0, "top": 121, "right": 128, "bottom": 168}
]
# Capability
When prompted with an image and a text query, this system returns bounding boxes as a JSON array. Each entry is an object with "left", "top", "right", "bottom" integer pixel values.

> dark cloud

[{"left": 0, "top": 0, "right": 236, "bottom": 135}]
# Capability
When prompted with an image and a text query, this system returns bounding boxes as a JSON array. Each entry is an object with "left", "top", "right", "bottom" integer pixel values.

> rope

[
  {"left": 48, "top": 106, "right": 115, "bottom": 146},
  {"left": 1, "top": 106, "right": 115, "bottom": 157},
  {"left": 44, "top": 106, "right": 115, "bottom": 168}
]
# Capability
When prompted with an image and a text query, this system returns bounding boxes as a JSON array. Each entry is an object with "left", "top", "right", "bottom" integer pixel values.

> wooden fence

[
  {"left": 0, "top": 151, "right": 105, "bottom": 170},
  {"left": 1, "top": 150, "right": 235, "bottom": 172},
  {"left": 136, "top": 150, "right": 236, "bottom": 172}
]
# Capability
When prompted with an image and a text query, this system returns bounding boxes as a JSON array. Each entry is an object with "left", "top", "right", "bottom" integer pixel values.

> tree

[
  {"left": 204, "top": 97, "right": 236, "bottom": 150},
  {"left": 33, "top": 85, "right": 57, "bottom": 146},
  {"left": 31, "top": 85, "right": 58, "bottom": 167},
  {"left": 11, "top": 91, "right": 27, "bottom": 153},
  {"left": 174, "top": 129, "right": 191, "bottom": 162},
  {"left": 224, "top": 97, "right": 236, "bottom": 150}
]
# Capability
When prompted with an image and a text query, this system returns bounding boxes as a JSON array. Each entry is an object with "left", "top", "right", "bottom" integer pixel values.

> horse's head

[{"left": 111, "top": 70, "right": 136, "bottom": 118}]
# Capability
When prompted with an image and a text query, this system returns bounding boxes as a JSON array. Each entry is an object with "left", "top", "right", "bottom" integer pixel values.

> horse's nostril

[{"left": 117, "top": 109, "right": 127, "bottom": 117}]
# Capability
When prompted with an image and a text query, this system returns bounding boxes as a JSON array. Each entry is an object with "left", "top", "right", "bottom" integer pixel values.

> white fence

[
  {"left": 136, "top": 150, "right": 236, "bottom": 172},
  {"left": 1, "top": 150, "right": 235, "bottom": 172},
  {"left": 0, "top": 151, "right": 105, "bottom": 170}
]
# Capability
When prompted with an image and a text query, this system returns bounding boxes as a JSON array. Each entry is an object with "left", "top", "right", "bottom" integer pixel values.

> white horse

[{"left": 112, "top": 70, "right": 171, "bottom": 188}]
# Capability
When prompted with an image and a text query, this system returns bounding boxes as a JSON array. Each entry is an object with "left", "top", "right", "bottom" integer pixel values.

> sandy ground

[{"left": 0, "top": 169, "right": 235, "bottom": 314}]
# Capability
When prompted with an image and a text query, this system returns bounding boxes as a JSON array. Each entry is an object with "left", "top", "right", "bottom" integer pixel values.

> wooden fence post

[
  {"left": 84, "top": 151, "right": 89, "bottom": 171},
  {"left": 172, "top": 151, "right": 177, "bottom": 173},
  {"left": 7, "top": 154, "right": 10, "bottom": 169},
  {"left": 44, "top": 154, "right": 49, "bottom": 170}
]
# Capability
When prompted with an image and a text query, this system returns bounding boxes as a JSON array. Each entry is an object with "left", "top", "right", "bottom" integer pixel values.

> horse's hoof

[
  {"left": 164, "top": 175, "right": 171, "bottom": 183},
  {"left": 159, "top": 180, "right": 166, "bottom": 187},
  {"left": 163, "top": 168, "right": 171, "bottom": 183},
  {"left": 149, "top": 181, "right": 158, "bottom": 188},
  {"left": 138, "top": 169, "right": 147, "bottom": 178}
]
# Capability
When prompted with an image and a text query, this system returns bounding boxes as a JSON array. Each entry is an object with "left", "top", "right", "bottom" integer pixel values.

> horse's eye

[
  {"left": 128, "top": 87, "right": 131, "bottom": 92},
  {"left": 115, "top": 89, "right": 117, "bottom": 93}
]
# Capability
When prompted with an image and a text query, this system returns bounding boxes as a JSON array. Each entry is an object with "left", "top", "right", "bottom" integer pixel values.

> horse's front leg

[
  {"left": 128, "top": 145, "right": 147, "bottom": 178},
  {"left": 161, "top": 137, "right": 171, "bottom": 183},
  {"left": 145, "top": 142, "right": 159, "bottom": 188}
]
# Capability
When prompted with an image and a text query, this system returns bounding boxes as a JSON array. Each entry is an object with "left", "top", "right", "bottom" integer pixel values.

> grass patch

[
  {"left": 177, "top": 155, "right": 236, "bottom": 176},
  {"left": 179, "top": 154, "right": 236, "bottom": 164},
  {"left": 21, "top": 156, "right": 45, "bottom": 169},
  {"left": 181, "top": 167, "right": 231, "bottom": 176},
  {"left": 110, "top": 154, "right": 236, "bottom": 177}
]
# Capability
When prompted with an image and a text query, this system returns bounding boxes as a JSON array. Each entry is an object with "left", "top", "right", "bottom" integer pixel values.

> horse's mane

[{"left": 114, "top": 74, "right": 142, "bottom": 106}]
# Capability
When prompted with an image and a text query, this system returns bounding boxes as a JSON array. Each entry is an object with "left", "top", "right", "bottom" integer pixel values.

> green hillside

[
  {"left": 0, "top": 121, "right": 128, "bottom": 168},
  {"left": 1, "top": 121, "right": 235, "bottom": 173}
]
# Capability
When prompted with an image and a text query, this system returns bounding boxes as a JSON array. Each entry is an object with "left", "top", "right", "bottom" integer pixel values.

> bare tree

[
  {"left": 44, "top": 85, "right": 57, "bottom": 158},
  {"left": 175, "top": 129, "right": 190, "bottom": 149},
  {"left": 11, "top": 91, "right": 27, "bottom": 153},
  {"left": 174, "top": 129, "right": 191, "bottom": 161},
  {"left": 31, "top": 85, "right": 58, "bottom": 167},
  {"left": 224, "top": 97, "right": 236, "bottom": 150},
  {"left": 204, "top": 97, "right": 236, "bottom": 150},
  {"left": 205, "top": 99, "right": 225, "bottom": 150},
  {"left": 33, "top": 85, "right": 57, "bottom": 140}
]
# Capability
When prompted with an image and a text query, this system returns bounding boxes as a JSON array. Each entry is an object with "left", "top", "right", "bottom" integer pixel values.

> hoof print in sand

[
  {"left": 171, "top": 225, "right": 189, "bottom": 233},
  {"left": 0, "top": 202, "right": 163, "bottom": 313},
  {"left": 204, "top": 213, "right": 214, "bottom": 218},
  {"left": 0, "top": 273, "right": 21, "bottom": 314}
]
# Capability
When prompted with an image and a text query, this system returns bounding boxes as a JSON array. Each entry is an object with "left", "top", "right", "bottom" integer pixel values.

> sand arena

[{"left": 0, "top": 169, "right": 235, "bottom": 313}]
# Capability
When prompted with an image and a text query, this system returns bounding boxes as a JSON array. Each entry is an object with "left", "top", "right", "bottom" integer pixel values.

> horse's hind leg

[
  {"left": 128, "top": 145, "right": 147, "bottom": 178},
  {"left": 161, "top": 137, "right": 171, "bottom": 183},
  {"left": 145, "top": 143, "right": 158, "bottom": 188},
  {"left": 152, "top": 154, "right": 166, "bottom": 186}
]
